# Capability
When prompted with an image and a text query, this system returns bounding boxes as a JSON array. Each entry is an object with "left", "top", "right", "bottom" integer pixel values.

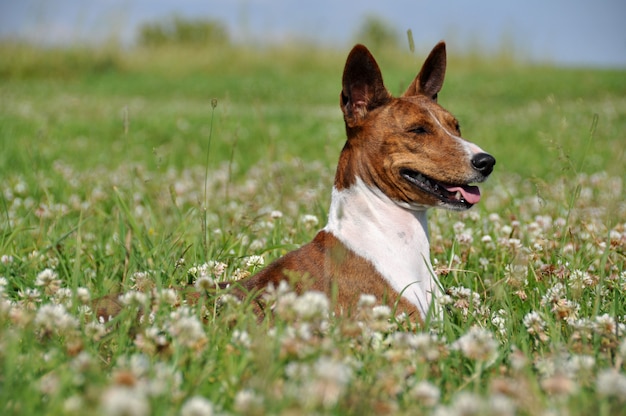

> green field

[{"left": 1, "top": 43, "right": 625, "bottom": 415}]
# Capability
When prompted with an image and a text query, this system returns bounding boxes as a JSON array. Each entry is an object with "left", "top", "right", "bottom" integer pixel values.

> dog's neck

[{"left": 324, "top": 177, "right": 441, "bottom": 318}]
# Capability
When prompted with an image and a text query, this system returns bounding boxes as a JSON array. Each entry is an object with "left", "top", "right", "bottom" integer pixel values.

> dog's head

[{"left": 337, "top": 42, "right": 495, "bottom": 211}]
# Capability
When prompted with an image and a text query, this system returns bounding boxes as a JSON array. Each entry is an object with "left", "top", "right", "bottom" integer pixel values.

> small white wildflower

[
  {"left": 410, "top": 381, "right": 440, "bottom": 406},
  {"left": 168, "top": 308, "right": 206, "bottom": 349},
  {"left": 568, "top": 269, "right": 596, "bottom": 292},
  {"left": 293, "top": 291, "right": 329, "bottom": 321},
  {"left": 101, "top": 386, "right": 149, "bottom": 416},
  {"left": 300, "top": 214, "right": 319, "bottom": 227},
  {"left": 540, "top": 282, "right": 566, "bottom": 307},
  {"left": 119, "top": 291, "right": 148, "bottom": 307},
  {"left": 231, "top": 329, "right": 251, "bottom": 348},
  {"left": 76, "top": 287, "right": 91, "bottom": 304},
  {"left": 244, "top": 255, "right": 265, "bottom": 269},
  {"left": 234, "top": 389, "right": 264, "bottom": 414},
  {"left": 452, "top": 326, "right": 498, "bottom": 363},
  {"left": 180, "top": 396, "right": 213, "bottom": 416},
  {"left": 158, "top": 288, "right": 179, "bottom": 306},
  {"left": 34, "top": 304, "right": 78, "bottom": 334},
  {"left": 53, "top": 288, "right": 73, "bottom": 307},
  {"left": 305, "top": 356, "right": 352, "bottom": 408},
  {"left": 596, "top": 369, "right": 626, "bottom": 400},
  {"left": 447, "top": 392, "right": 482, "bottom": 415},
  {"left": 357, "top": 293, "right": 377, "bottom": 308},
  {"left": 194, "top": 275, "right": 215, "bottom": 292},
  {"left": 63, "top": 395, "right": 85, "bottom": 413},
  {"left": 85, "top": 320, "right": 107, "bottom": 341},
  {"left": 130, "top": 271, "right": 153, "bottom": 292},
  {"left": 567, "top": 354, "right": 595, "bottom": 377},
  {"left": 371, "top": 305, "right": 392, "bottom": 320},
  {"left": 594, "top": 313, "right": 617, "bottom": 335},
  {"left": 35, "top": 268, "right": 61, "bottom": 294},
  {"left": 210, "top": 261, "right": 227, "bottom": 277},
  {"left": 523, "top": 311, "right": 546, "bottom": 335},
  {"left": 18, "top": 287, "right": 41, "bottom": 308},
  {"left": 270, "top": 210, "right": 283, "bottom": 219},
  {"left": 1, "top": 255, "right": 13, "bottom": 265}
]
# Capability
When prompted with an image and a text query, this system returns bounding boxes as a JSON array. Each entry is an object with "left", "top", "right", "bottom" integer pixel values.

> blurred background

[{"left": 1, "top": 0, "right": 625, "bottom": 68}]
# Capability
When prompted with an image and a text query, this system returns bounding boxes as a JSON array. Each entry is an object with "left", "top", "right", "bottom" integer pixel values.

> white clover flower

[
  {"left": 168, "top": 308, "right": 206, "bottom": 349},
  {"left": 270, "top": 210, "right": 283, "bottom": 219},
  {"left": 130, "top": 271, "right": 153, "bottom": 292},
  {"left": 194, "top": 275, "right": 215, "bottom": 292},
  {"left": 85, "top": 320, "right": 107, "bottom": 341},
  {"left": 231, "top": 329, "right": 251, "bottom": 348},
  {"left": 34, "top": 304, "right": 78, "bottom": 335},
  {"left": 410, "top": 381, "right": 440, "bottom": 406},
  {"left": 300, "top": 214, "right": 319, "bottom": 227},
  {"left": 304, "top": 356, "right": 353, "bottom": 408},
  {"left": 540, "top": 282, "right": 566, "bottom": 307},
  {"left": 244, "top": 255, "right": 265, "bottom": 269},
  {"left": 210, "top": 261, "right": 227, "bottom": 277},
  {"left": 593, "top": 313, "right": 617, "bottom": 335},
  {"left": 53, "top": 287, "right": 73, "bottom": 307},
  {"left": 596, "top": 369, "right": 626, "bottom": 400},
  {"left": 445, "top": 392, "right": 482, "bottom": 416},
  {"left": 293, "top": 291, "right": 329, "bottom": 321},
  {"left": 453, "top": 221, "right": 465, "bottom": 234},
  {"left": 101, "top": 386, "right": 149, "bottom": 416},
  {"left": 234, "top": 389, "right": 264, "bottom": 414},
  {"left": 357, "top": 293, "right": 377, "bottom": 308},
  {"left": 371, "top": 305, "right": 392, "bottom": 320},
  {"left": 119, "top": 290, "right": 148, "bottom": 307},
  {"left": 35, "top": 268, "right": 61, "bottom": 294},
  {"left": 447, "top": 286, "right": 481, "bottom": 315},
  {"left": 76, "top": 287, "right": 91, "bottom": 304},
  {"left": 566, "top": 354, "right": 595, "bottom": 377},
  {"left": 491, "top": 310, "right": 507, "bottom": 337},
  {"left": 1, "top": 255, "right": 13, "bottom": 265},
  {"left": 523, "top": 311, "right": 546, "bottom": 335},
  {"left": 158, "top": 288, "right": 179, "bottom": 306},
  {"left": 180, "top": 396, "right": 214, "bottom": 416},
  {"left": 568, "top": 269, "right": 596, "bottom": 292},
  {"left": 452, "top": 326, "right": 499, "bottom": 363}
]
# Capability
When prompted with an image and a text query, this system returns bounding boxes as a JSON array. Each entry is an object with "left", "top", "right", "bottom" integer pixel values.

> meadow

[{"left": 0, "top": 42, "right": 625, "bottom": 415}]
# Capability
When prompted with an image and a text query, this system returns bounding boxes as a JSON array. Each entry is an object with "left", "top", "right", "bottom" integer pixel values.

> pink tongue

[{"left": 444, "top": 185, "right": 481, "bottom": 204}]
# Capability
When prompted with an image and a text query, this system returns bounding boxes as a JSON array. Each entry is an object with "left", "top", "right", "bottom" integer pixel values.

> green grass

[{"left": 0, "top": 43, "right": 625, "bottom": 415}]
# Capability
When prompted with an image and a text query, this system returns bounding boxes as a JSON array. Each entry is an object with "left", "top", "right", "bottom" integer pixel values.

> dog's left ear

[
  {"left": 403, "top": 42, "right": 447, "bottom": 101},
  {"left": 341, "top": 44, "right": 392, "bottom": 128}
]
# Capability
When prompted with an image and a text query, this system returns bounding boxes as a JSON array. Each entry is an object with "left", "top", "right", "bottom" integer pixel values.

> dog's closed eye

[{"left": 408, "top": 126, "right": 429, "bottom": 135}]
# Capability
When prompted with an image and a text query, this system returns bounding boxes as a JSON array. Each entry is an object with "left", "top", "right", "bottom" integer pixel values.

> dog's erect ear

[
  {"left": 340, "top": 44, "right": 392, "bottom": 128},
  {"left": 403, "top": 42, "right": 447, "bottom": 101}
]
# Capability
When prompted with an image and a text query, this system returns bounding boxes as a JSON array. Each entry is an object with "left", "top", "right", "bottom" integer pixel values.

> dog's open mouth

[{"left": 401, "top": 169, "right": 481, "bottom": 208}]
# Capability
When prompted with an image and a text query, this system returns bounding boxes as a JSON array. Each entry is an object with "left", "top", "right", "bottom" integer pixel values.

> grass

[{"left": 0, "top": 42, "right": 625, "bottom": 415}]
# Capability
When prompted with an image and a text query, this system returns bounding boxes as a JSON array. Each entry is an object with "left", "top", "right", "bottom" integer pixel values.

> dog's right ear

[{"left": 341, "top": 44, "right": 392, "bottom": 128}]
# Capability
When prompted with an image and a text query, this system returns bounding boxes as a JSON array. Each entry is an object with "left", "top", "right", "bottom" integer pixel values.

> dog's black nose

[{"left": 471, "top": 153, "right": 496, "bottom": 176}]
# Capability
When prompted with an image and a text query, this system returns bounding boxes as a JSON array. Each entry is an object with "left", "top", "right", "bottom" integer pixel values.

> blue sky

[{"left": 1, "top": 0, "right": 625, "bottom": 67}]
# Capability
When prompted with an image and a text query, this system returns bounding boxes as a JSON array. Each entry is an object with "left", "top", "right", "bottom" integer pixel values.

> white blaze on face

[{"left": 426, "top": 109, "right": 485, "bottom": 158}]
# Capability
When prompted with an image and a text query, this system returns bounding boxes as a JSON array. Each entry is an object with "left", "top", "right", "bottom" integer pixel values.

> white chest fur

[{"left": 324, "top": 178, "right": 441, "bottom": 319}]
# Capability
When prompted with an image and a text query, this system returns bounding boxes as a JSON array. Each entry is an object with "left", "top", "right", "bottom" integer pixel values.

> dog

[
  {"left": 94, "top": 42, "right": 495, "bottom": 324},
  {"left": 227, "top": 42, "right": 495, "bottom": 323}
]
